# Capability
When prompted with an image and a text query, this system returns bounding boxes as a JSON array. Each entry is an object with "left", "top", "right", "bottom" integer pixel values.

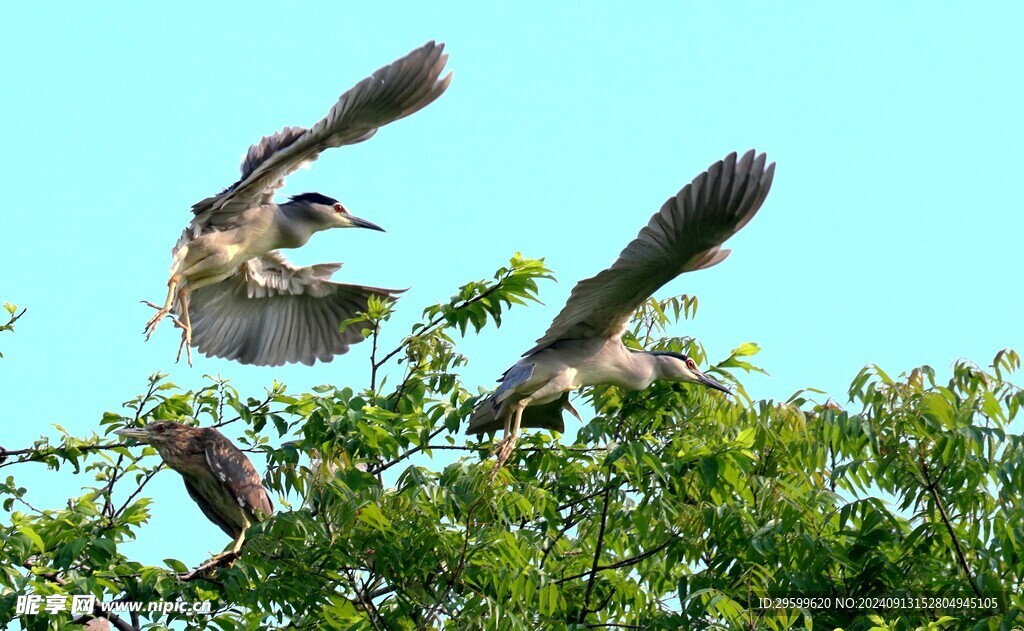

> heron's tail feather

[
  {"left": 465, "top": 394, "right": 570, "bottom": 436},
  {"left": 466, "top": 396, "right": 501, "bottom": 435},
  {"left": 187, "top": 257, "right": 403, "bottom": 366}
]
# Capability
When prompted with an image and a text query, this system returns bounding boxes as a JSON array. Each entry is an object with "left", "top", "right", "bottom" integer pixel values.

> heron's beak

[
  {"left": 348, "top": 215, "right": 385, "bottom": 232},
  {"left": 696, "top": 371, "right": 731, "bottom": 395},
  {"left": 115, "top": 428, "right": 151, "bottom": 442}
]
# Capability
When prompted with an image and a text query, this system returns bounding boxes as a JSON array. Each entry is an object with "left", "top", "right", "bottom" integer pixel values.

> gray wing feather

[
  {"left": 493, "top": 363, "right": 534, "bottom": 405},
  {"left": 239, "top": 126, "right": 308, "bottom": 181},
  {"left": 187, "top": 251, "right": 401, "bottom": 366},
  {"left": 525, "top": 150, "right": 775, "bottom": 355},
  {"left": 202, "top": 429, "right": 274, "bottom": 522},
  {"left": 191, "top": 41, "right": 451, "bottom": 223}
]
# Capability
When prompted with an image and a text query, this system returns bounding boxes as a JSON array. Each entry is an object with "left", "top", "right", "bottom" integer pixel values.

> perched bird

[
  {"left": 468, "top": 150, "right": 775, "bottom": 467},
  {"left": 115, "top": 422, "right": 274, "bottom": 555},
  {"left": 143, "top": 41, "right": 452, "bottom": 366}
]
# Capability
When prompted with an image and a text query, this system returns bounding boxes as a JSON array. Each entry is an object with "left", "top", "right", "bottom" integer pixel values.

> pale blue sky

[{"left": 2, "top": 1, "right": 1022, "bottom": 587}]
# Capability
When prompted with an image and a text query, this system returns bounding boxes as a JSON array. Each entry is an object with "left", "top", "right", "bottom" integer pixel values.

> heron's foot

[
  {"left": 213, "top": 550, "right": 239, "bottom": 565},
  {"left": 180, "top": 551, "right": 238, "bottom": 580},
  {"left": 142, "top": 301, "right": 172, "bottom": 340},
  {"left": 488, "top": 434, "right": 520, "bottom": 480},
  {"left": 175, "top": 323, "right": 193, "bottom": 366}
]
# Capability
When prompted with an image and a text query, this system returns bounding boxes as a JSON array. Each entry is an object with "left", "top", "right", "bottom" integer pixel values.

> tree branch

[
  {"left": 579, "top": 472, "right": 613, "bottom": 623},
  {"left": 918, "top": 455, "right": 982, "bottom": 597},
  {"left": 368, "top": 427, "right": 446, "bottom": 476},
  {"left": 555, "top": 537, "right": 674, "bottom": 585},
  {"left": 423, "top": 498, "right": 481, "bottom": 626}
]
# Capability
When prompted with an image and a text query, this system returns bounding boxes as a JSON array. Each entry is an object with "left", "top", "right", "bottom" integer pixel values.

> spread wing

[
  {"left": 525, "top": 150, "right": 775, "bottom": 355},
  {"left": 190, "top": 40, "right": 451, "bottom": 230},
  {"left": 187, "top": 251, "right": 401, "bottom": 366},
  {"left": 202, "top": 429, "right": 275, "bottom": 521}
]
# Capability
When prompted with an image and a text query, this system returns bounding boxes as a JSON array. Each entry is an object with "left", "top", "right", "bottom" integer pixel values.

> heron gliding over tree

[
  {"left": 468, "top": 150, "right": 775, "bottom": 470},
  {"left": 143, "top": 41, "right": 451, "bottom": 366}
]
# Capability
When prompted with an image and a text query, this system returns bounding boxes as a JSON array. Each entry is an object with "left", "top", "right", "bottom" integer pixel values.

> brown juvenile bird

[{"left": 116, "top": 422, "right": 273, "bottom": 554}]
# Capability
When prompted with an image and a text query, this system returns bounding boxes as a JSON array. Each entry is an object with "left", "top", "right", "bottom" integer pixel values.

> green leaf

[{"left": 18, "top": 524, "right": 46, "bottom": 553}]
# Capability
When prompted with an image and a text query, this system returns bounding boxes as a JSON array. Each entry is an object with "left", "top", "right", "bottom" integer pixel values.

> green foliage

[
  {"left": 0, "top": 268, "right": 1022, "bottom": 630},
  {"left": 0, "top": 301, "right": 25, "bottom": 359}
]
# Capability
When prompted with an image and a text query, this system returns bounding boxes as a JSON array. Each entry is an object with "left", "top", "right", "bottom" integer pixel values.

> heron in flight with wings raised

[
  {"left": 467, "top": 150, "right": 775, "bottom": 470},
  {"left": 143, "top": 41, "right": 451, "bottom": 366}
]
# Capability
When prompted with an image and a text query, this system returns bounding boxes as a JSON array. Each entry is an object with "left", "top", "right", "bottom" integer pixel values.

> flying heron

[
  {"left": 467, "top": 150, "right": 775, "bottom": 468},
  {"left": 143, "top": 41, "right": 452, "bottom": 366},
  {"left": 115, "top": 422, "right": 274, "bottom": 555}
]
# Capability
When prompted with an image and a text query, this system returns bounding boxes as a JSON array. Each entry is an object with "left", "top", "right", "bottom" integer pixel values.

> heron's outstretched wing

[
  {"left": 201, "top": 429, "right": 275, "bottom": 521},
  {"left": 191, "top": 40, "right": 451, "bottom": 225},
  {"left": 525, "top": 150, "right": 775, "bottom": 356},
  {"left": 187, "top": 251, "right": 400, "bottom": 366}
]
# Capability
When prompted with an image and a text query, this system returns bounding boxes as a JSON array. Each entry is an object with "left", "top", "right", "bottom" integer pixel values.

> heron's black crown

[
  {"left": 649, "top": 351, "right": 690, "bottom": 362},
  {"left": 288, "top": 192, "right": 339, "bottom": 206}
]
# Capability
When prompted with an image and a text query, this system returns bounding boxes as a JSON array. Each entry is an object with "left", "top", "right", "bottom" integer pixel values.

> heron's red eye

[
  {"left": 333, "top": 203, "right": 347, "bottom": 214},
  {"left": 155, "top": 424, "right": 166, "bottom": 434},
  {"left": 686, "top": 359, "right": 696, "bottom": 370}
]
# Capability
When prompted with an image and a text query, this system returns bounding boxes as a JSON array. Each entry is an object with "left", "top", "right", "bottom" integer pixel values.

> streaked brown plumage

[{"left": 115, "top": 422, "right": 273, "bottom": 553}]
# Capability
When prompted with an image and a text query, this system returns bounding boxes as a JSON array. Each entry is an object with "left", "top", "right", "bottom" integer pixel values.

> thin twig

[
  {"left": 0, "top": 442, "right": 126, "bottom": 469},
  {"left": 373, "top": 270, "right": 516, "bottom": 373},
  {"left": 369, "top": 427, "right": 446, "bottom": 475},
  {"left": 354, "top": 571, "right": 386, "bottom": 631},
  {"left": 579, "top": 473, "right": 613, "bottom": 623},
  {"left": 540, "top": 515, "right": 582, "bottom": 570},
  {"left": 111, "top": 466, "right": 164, "bottom": 521},
  {"left": 423, "top": 498, "right": 482, "bottom": 625},
  {"left": 369, "top": 321, "right": 381, "bottom": 392},
  {"left": 918, "top": 455, "right": 982, "bottom": 597},
  {"left": 555, "top": 537, "right": 674, "bottom": 585},
  {"left": 210, "top": 392, "right": 276, "bottom": 429}
]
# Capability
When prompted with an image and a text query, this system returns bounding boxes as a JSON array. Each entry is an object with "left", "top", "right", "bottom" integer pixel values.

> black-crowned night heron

[
  {"left": 115, "top": 422, "right": 274, "bottom": 555},
  {"left": 143, "top": 41, "right": 451, "bottom": 366},
  {"left": 468, "top": 150, "right": 776, "bottom": 468}
]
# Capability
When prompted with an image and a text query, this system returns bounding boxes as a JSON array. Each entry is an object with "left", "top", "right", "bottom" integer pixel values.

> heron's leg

[
  {"left": 492, "top": 401, "right": 527, "bottom": 472},
  {"left": 489, "top": 376, "right": 574, "bottom": 476},
  {"left": 174, "top": 287, "right": 193, "bottom": 366},
  {"left": 143, "top": 274, "right": 182, "bottom": 339},
  {"left": 486, "top": 409, "right": 515, "bottom": 459},
  {"left": 231, "top": 530, "right": 246, "bottom": 556}
]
